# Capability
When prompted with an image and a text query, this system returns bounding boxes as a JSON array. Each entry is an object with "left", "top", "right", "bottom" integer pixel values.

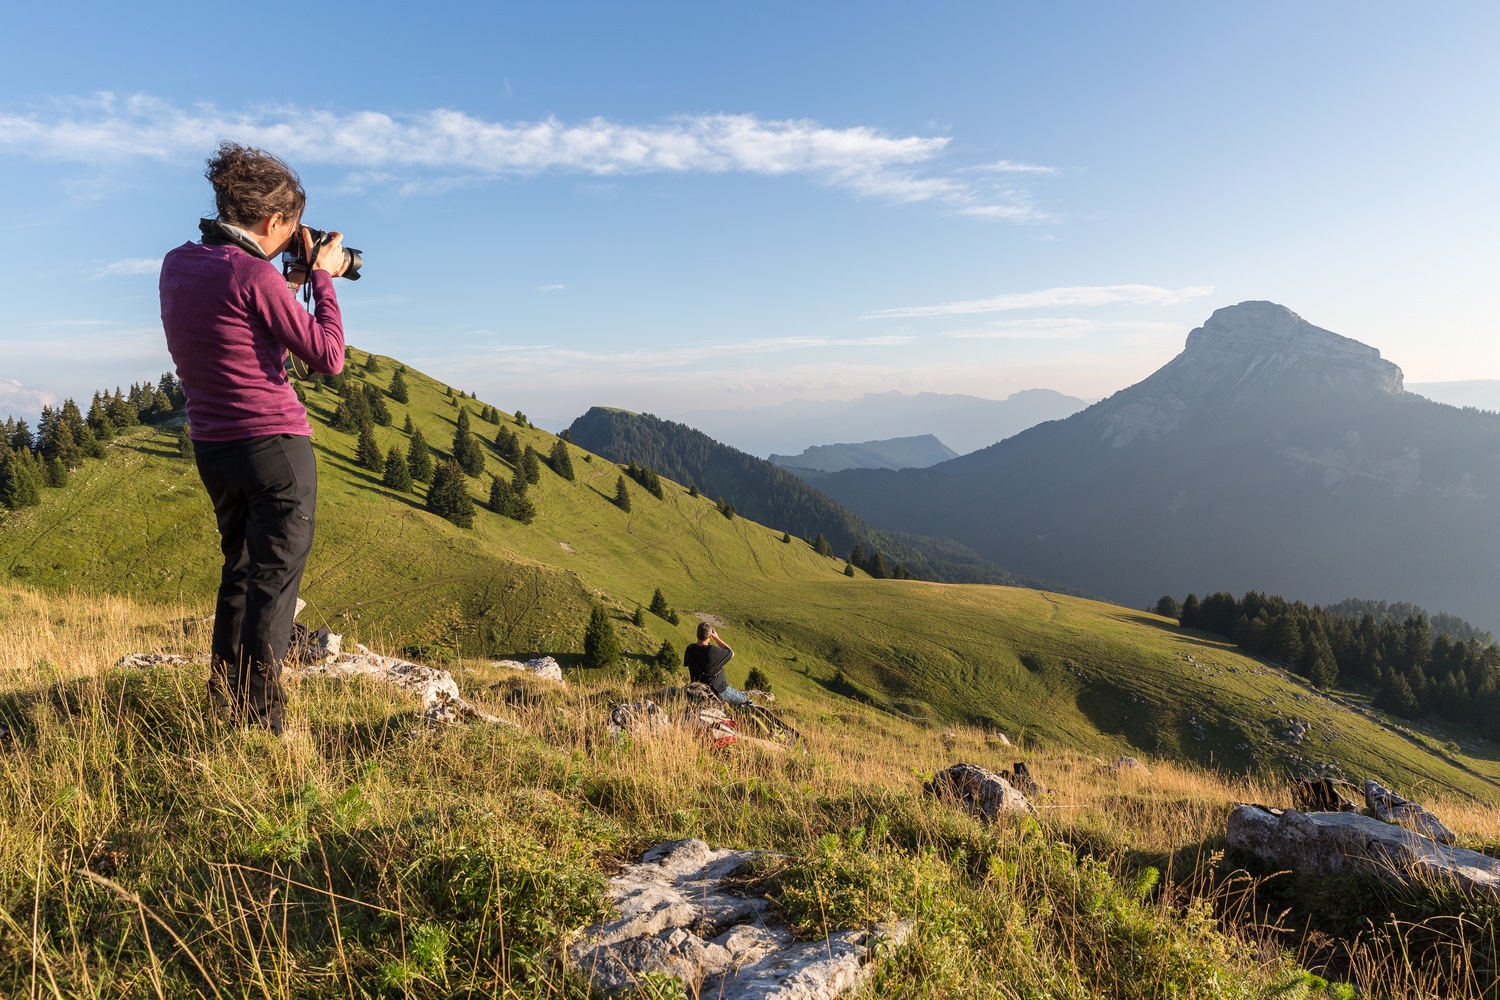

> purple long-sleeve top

[{"left": 160, "top": 241, "right": 344, "bottom": 442}]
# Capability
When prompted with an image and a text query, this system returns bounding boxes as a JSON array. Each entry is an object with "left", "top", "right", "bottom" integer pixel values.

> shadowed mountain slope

[{"left": 817, "top": 302, "right": 1500, "bottom": 632}]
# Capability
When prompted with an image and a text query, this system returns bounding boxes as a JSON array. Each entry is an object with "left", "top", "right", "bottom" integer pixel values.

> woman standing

[{"left": 160, "top": 142, "right": 348, "bottom": 733}]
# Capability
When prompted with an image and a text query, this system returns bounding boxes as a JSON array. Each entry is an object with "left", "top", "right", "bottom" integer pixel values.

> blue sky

[{"left": 2, "top": 2, "right": 1497, "bottom": 433}]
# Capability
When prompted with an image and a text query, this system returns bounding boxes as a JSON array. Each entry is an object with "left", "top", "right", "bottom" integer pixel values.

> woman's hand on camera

[{"left": 311, "top": 231, "right": 347, "bottom": 277}]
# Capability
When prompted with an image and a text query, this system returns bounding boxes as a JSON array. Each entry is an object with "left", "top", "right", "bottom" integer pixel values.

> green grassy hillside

[{"left": 4, "top": 350, "right": 1499, "bottom": 802}]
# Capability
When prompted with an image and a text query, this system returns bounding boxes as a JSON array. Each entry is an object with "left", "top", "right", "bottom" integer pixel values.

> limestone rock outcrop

[
  {"left": 1226, "top": 806, "right": 1500, "bottom": 896},
  {"left": 568, "top": 838, "right": 909, "bottom": 999},
  {"left": 1364, "top": 779, "right": 1455, "bottom": 845},
  {"left": 925, "top": 763, "right": 1031, "bottom": 821},
  {"left": 293, "top": 648, "right": 508, "bottom": 726},
  {"left": 493, "top": 655, "right": 566, "bottom": 684}
]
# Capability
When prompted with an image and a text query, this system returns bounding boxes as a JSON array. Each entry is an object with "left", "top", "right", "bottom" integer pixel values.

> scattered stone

[
  {"left": 940, "top": 729, "right": 958, "bottom": 751},
  {"left": 1227, "top": 805, "right": 1498, "bottom": 896},
  {"left": 745, "top": 689, "right": 775, "bottom": 703},
  {"left": 609, "top": 699, "right": 673, "bottom": 737},
  {"left": 925, "top": 763, "right": 1031, "bottom": 821},
  {"left": 292, "top": 651, "right": 507, "bottom": 727},
  {"left": 289, "top": 622, "right": 342, "bottom": 664},
  {"left": 115, "top": 653, "right": 194, "bottom": 669},
  {"left": 1364, "top": 779, "right": 1455, "bottom": 845},
  {"left": 569, "top": 838, "right": 910, "bottom": 999},
  {"left": 1102, "top": 756, "right": 1149, "bottom": 776},
  {"left": 492, "top": 655, "right": 566, "bottom": 684},
  {"left": 684, "top": 681, "right": 718, "bottom": 702},
  {"left": 985, "top": 730, "right": 1011, "bottom": 748},
  {"left": 1291, "top": 777, "right": 1359, "bottom": 813}
]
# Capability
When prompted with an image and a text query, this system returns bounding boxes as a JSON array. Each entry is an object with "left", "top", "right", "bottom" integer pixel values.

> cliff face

[{"left": 1096, "top": 301, "right": 1404, "bottom": 449}]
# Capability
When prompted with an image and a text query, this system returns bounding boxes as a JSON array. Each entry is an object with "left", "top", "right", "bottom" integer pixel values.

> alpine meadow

[{"left": 3, "top": 345, "right": 1500, "bottom": 999}]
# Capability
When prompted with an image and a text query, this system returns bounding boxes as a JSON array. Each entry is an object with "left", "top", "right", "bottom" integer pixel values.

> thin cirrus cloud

[
  {"left": 864, "top": 283, "right": 1215, "bottom": 319},
  {"left": 0, "top": 93, "right": 1052, "bottom": 220},
  {"left": 94, "top": 257, "right": 162, "bottom": 278},
  {"left": 476, "top": 334, "right": 916, "bottom": 374},
  {"left": 944, "top": 317, "right": 1185, "bottom": 340}
]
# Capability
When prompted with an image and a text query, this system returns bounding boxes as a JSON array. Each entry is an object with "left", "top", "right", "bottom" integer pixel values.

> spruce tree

[
  {"left": 654, "top": 640, "right": 677, "bottom": 671},
  {"left": 0, "top": 448, "right": 42, "bottom": 509},
  {"left": 403, "top": 413, "right": 414, "bottom": 434},
  {"left": 363, "top": 383, "right": 393, "bottom": 426},
  {"left": 549, "top": 439, "right": 575, "bottom": 480},
  {"left": 507, "top": 465, "right": 536, "bottom": 523},
  {"left": 782, "top": 532, "right": 791, "bottom": 543},
  {"left": 495, "top": 426, "right": 521, "bottom": 463},
  {"left": 426, "top": 460, "right": 476, "bottom": 528},
  {"left": 356, "top": 424, "right": 385, "bottom": 473},
  {"left": 844, "top": 563, "right": 856, "bottom": 577},
  {"left": 44, "top": 456, "right": 68, "bottom": 488},
  {"left": 177, "top": 429, "right": 194, "bottom": 461},
  {"left": 615, "top": 475, "right": 632, "bottom": 512},
  {"left": 648, "top": 588, "right": 671, "bottom": 619},
  {"left": 364, "top": 352, "right": 382, "bottom": 373},
  {"left": 453, "top": 409, "right": 485, "bottom": 476},
  {"left": 583, "top": 605, "right": 622, "bottom": 669},
  {"left": 389, "top": 369, "right": 410, "bottom": 404},
  {"left": 383, "top": 447, "right": 413, "bottom": 491},
  {"left": 633, "top": 605, "right": 646, "bottom": 627},
  {"left": 814, "top": 533, "right": 833, "bottom": 557},
  {"left": 407, "top": 429, "right": 434, "bottom": 482},
  {"left": 522, "top": 445, "right": 541, "bottom": 485}
]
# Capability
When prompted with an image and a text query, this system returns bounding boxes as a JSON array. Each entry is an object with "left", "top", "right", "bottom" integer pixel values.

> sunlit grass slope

[
  {"left": 7, "top": 583, "right": 1500, "bottom": 998},
  {"left": 3, "top": 349, "right": 1499, "bottom": 801}
]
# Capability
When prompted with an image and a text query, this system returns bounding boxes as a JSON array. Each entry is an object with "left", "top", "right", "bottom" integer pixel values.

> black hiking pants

[{"left": 194, "top": 433, "right": 317, "bottom": 732}]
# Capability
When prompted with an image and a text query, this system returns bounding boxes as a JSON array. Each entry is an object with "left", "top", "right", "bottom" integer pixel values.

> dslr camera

[{"left": 282, "top": 226, "right": 363, "bottom": 284}]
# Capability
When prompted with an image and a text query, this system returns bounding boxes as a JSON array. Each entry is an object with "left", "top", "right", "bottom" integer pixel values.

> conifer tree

[
  {"left": 364, "top": 352, "right": 382, "bottom": 373},
  {"left": 356, "top": 424, "right": 386, "bottom": 473},
  {"left": 44, "top": 456, "right": 68, "bottom": 488},
  {"left": 814, "top": 533, "right": 833, "bottom": 557},
  {"left": 583, "top": 605, "right": 622, "bottom": 669},
  {"left": 868, "top": 550, "right": 890, "bottom": 579},
  {"left": 389, "top": 368, "right": 410, "bottom": 404},
  {"left": 781, "top": 532, "right": 791, "bottom": 543},
  {"left": 550, "top": 439, "right": 575, "bottom": 480},
  {"left": 844, "top": 563, "right": 855, "bottom": 577},
  {"left": 0, "top": 448, "right": 42, "bottom": 509},
  {"left": 452, "top": 408, "right": 485, "bottom": 476},
  {"left": 654, "top": 639, "right": 677, "bottom": 671},
  {"left": 1179, "top": 594, "right": 1201, "bottom": 629},
  {"left": 688, "top": 484, "right": 699, "bottom": 498},
  {"left": 383, "top": 447, "right": 413, "bottom": 491},
  {"left": 403, "top": 413, "right": 414, "bottom": 434},
  {"left": 363, "top": 383, "right": 393, "bottom": 426},
  {"left": 614, "top": 475, "right": 632, "bottom": 512},
  {"left": 426, "top": 459, "right": 475, "bottom": 528},
  {"left": 522, "top": 445, "right": 541, "bottom": 485},
  {"left": 648, "top": 588, "right": 671, "bottom": 619},
  {"left": 495, "top": 426, "right": 521, "bottom": 463},
  {"left": 633, "top": 605, "right": 646, "bottom": 627},
  {"left": 178, "top": 429, "right": 194, "bottom": 461},
  {"left": 87, "top": 394, "right": 115, "bottom": 441},
  {"left": 407, "top": 429, "right": 434, "bottom": 482}
]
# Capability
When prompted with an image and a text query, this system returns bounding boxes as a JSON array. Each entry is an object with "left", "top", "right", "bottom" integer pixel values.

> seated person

[{"left": 683, "top": 623, "right": 751, "bottom": 704}]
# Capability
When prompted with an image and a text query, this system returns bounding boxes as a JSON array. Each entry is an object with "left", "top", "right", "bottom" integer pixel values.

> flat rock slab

[
  {"left": 1227, "top": 805, "right": 1500, "bottom": 896},
  {"left": 569, "top": 838, "right": 909, "bottom": 999},
  {"left": 293, "top": 651, "right": 510, "bottom": 727}
]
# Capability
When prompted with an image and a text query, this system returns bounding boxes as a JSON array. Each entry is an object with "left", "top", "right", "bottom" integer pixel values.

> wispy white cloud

[
  {"left": 94, "top": 257, "right": 161, "bottom": 278},
  {"left": 537, "top": 283, "right": 567, "bottom": 292},
  {"left": 963, "top": 159, "right": 1059, "bottom": 175},
  {"left": 0, "top": 93, "right": 1054, "bottom": 220},
  {"left": 865, "top": 284, "right": 1215, "bottom": 319},
  {"left": 0, "top": 379, "right": 56, "bottom": 418},
  {"left": 475, "top": 333, "right": 915, "bottom": 374},
  {"left": 945, "top": 317, "right": 1183, "bottom": 340}
]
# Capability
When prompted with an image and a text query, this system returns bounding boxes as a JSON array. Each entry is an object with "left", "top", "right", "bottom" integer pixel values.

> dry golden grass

[{"left": 2, "top": 580, "right": 1497, "bottom": 999}]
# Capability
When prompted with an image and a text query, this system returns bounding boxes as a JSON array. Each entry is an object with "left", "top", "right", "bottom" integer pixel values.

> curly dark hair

[{"left": 204, "top": 142, "right": 306, "bottom": 228}]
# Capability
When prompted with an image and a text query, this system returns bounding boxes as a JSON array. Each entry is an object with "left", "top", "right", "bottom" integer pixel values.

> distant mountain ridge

[
  {"left": 673, "top": 388, "right": 1089, "bottom": 457},
  {"left": 566, "top": 406, "right": 1041, "bottom": 587},
  {"left": 815, "top": 301, "right": 1500, "bottom": 632},
  {"left": 769, "top": 434, "right": 958, "bottom": 473}
]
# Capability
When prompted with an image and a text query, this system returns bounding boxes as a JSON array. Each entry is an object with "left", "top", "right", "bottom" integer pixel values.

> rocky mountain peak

[
  {"left": 1184, "top": 301, "right": 1402, "bottom": 393},
  {"left": 1096, "top": 301, "right": 1404, "bottom": 448}
]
